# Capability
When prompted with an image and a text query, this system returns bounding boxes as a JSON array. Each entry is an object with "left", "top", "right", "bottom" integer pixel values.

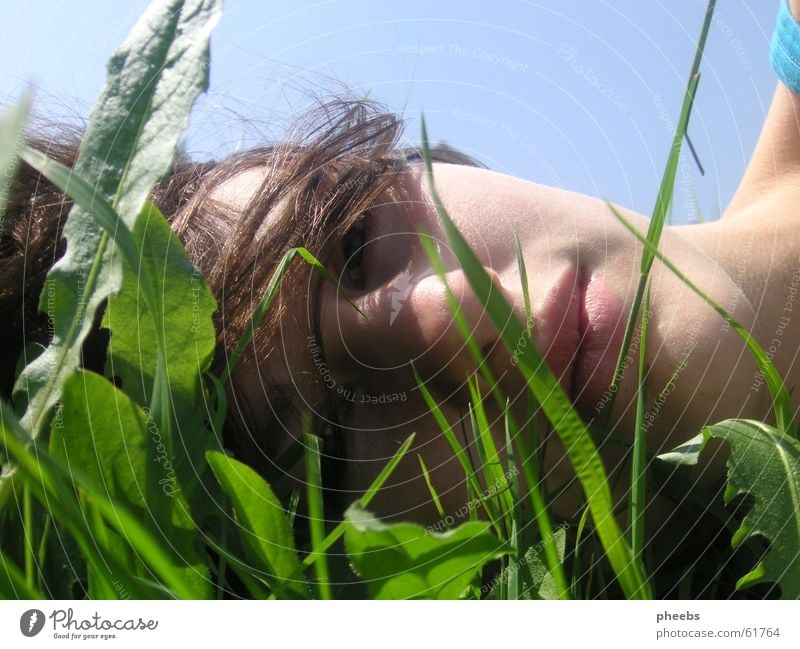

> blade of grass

[
  {"left": 607, "top": 203, "right": 796, "bottom": 438},
  {"left": 629, "top": 284, "right": 651, "bottom": 563},
  {"left": 0, "top": 550, "right": 44, "bottom": 599},
  {"left": 572, "top": 505, "right": 591, "bottom": 597},
  {"left": 205, "top": 535, "right": 272, "bottom": 599},
  {"left": 604, "top": 0, "right": 716, "bottom": 427},
  {"left": 420, "top": 118, "right": 649, "bottom": 599},
  {"left": 22, "top": 484, "right": 34, "bottom": 588},
  {"left": 0, "top": 90, "right": 31, "bottom": 216},
  {"left": 304, "top": 428, "right": 331, "bottom": 600},
  {"left": 413, "top": 368, "right": 497, "bottom": 523},
  {"left": 504, "top": 407, "right": 521, "bottom": 600},
  {"left": 513, "top": 239, "right": 569, "bottom": 595},
  {"left": 421, "top": 192, "right": 569, "bottom": 599},
  {"left": 300, "top": 432, "right": 415, "bottom": 570},
  {"left": 466, "top": 403, "right": 505, "bottom": 538},
  {"left": 512, "top": 428, "right": 569, "bottom": 599},
  {"left": 220, "top": 246, "right": 363, "bottom": 385},
  {"left": 417, "top": 455, "right": 446, "bottom": 520},
  {"left": 467, "top": 378, "right": 514, "bottom": 530}
]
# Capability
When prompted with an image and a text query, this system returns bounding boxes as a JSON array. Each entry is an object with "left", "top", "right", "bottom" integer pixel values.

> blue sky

[{"left": 0, "top": 1, "right": 780, "bottom": 224}]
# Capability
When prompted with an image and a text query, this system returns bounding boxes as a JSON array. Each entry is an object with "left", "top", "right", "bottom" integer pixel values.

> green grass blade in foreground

[
  {"left": 605, "top": 0, "right": 715, "bottom": 424},
  {"left": 0, "top": 550, "right": 44, "bottom": 599},
  {"left": 629, "top": 284, "right": 651, "bottom": 563},
  {"left": 204, "top": 535, "right": 272, "bottom": 599},
  {"left": 513, "top": 236, "right": 568, "bottom": 595},
  {"left": 304, "top": 430, "right": 331, "bottom": 600},
  {"left": 420, "top": 207, "right": 569, "bottom": 599},
  {"left": 412, "top": 367, "right": 497, "bottom": 524},
  {"left": 0, "top": 403, "right": 151, "bottom": 599},
  {"left": 467, "top": 378, "right": 514, "bottom": 527},
  {"left": 417, "top": 454, "right": 446, "bottom": 520},
  {"left": 301, "top": 433, "right": 415, "bottom": 570},
  {"left": 504, "top": 409, "right": 520, "bottom": 600},
  {"left": 607, "top": 203, "right": 795, "bottom": 437},
  {"left": 420, "top": 117, "right": 649, "bottom": 599},
  {"left": 14, "top": 0, "right": 221, "bottom": 442}
]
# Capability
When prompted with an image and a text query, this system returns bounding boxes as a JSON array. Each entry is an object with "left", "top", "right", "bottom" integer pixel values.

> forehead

[{"left": 209, "top": 165, "right": 289, "bottom": 240}]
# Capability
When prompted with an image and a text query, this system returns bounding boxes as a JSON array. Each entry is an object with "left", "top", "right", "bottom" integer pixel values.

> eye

[{"left": 341, "top": 216, "right": 368, "bottom": 289}]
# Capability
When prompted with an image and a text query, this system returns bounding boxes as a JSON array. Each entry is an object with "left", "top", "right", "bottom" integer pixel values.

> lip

[{"left": 537, "top": 266, "right": 625, "bottom": 420}]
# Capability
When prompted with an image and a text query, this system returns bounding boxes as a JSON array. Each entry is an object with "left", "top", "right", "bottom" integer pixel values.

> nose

[{"left": 390, "top": 266, "right": 508, "bottom": 397}]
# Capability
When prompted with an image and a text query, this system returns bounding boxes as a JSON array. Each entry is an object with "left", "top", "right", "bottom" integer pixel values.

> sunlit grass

[{"left": 0, "top": 0, "right": 797, "bottom": 601}]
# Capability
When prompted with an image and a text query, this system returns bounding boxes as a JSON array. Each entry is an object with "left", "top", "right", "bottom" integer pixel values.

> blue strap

[{"left": 772, "top": 0, "right": 800, "bottom": 93}]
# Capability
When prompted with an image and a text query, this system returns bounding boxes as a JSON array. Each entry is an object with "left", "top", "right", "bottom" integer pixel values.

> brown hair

[{"left": 0, "top": 97, "right": 482, "bottom": 487}]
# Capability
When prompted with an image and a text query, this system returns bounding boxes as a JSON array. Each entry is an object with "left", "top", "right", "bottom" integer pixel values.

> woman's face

[{"left": 233, "top": 161, "right": 765, "bottom": 522}]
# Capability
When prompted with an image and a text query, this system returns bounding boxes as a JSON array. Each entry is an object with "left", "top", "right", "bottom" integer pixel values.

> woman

[{"left": 3, "top": 1, "right": 799, "bottom": 598}]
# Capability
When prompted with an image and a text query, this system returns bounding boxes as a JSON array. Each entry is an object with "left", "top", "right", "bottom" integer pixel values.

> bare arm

[{"left": 724, "top": 0, "right": 800, "bottom": 218}]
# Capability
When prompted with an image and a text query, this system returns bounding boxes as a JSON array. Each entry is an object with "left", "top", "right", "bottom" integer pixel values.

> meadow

[{"left": 0, "top": 0, "right": 798, "bottom": 600}]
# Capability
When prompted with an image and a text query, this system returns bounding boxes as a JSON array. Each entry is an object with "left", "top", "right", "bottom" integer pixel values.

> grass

[{"left": 0, "top": 0, "right": 798, "bottom": 600}]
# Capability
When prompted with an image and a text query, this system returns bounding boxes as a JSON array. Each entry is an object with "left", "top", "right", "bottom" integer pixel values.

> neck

[{"left": 685, "top": 195, "right": 800, "bottom": 422}]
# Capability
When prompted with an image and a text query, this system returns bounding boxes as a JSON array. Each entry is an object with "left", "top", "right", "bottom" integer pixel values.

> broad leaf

[
  {"left": 488, "top": 525, "right": 567, "bottom": 600},
  {"left": 207, "top": 450, "right": 308, "bottom": 598},
  {"left": 660, "top": 419, "right": 800, "bottom": 598},
  {"left": 344, "top": 504, "right": 511, "bottom": 599},
  {"left": 103, "top": 202, "right": 217, "bottom": 481},
  {"left": 50, "top": 370, "right": 211, "bottom": 598},
  {"left": 14, "top": 0, "right": 221, "bottom": 440}
]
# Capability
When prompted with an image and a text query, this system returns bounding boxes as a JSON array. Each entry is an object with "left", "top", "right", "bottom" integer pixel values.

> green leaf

[
  {"left": 1, "top": 400, "right": 150, "bottom": 599},
  {"left": 344, "top": 503, "right": 511, "bottom": 599},
  {"left": 303, "top": 430, "right": 331, "bottom": 599},
  {"left": 50, "top": 370, "right": 211, "bottom": 598},
  {"left": 300, "top": 433, "right": 416, "bottom": 572},
  {"left": 702, "top": 419, "right": 800, "bottom": 598},
  {"left": 206, "top": 450, "right": 308, "bottom": 599},
  {"left": 488, "top": 525, "right": 567, "bottom": 600},
  {"left": 656, "top": 431, "right": 707, "bottom": 466},
  {"left": 660, "top": 419, "right": 800, "bottom": 597},
  {"left": 14, "top": 0, "right": 221, "bottom": 440},
  {"left": 102, "top": 201, "right": 217, "bottom": 476}
]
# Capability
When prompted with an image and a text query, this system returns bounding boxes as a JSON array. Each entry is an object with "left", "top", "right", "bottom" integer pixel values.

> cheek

[{"left": 641, "top": 266, "right": 766, "bottom": 447}]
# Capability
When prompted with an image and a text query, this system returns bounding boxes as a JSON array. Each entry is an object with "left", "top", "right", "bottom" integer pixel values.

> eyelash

[{"left": 341, "top": 215, "right": 368, "bottom": 289}]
